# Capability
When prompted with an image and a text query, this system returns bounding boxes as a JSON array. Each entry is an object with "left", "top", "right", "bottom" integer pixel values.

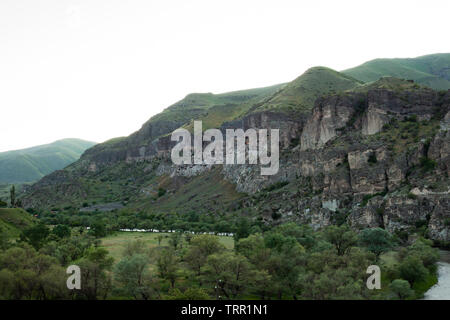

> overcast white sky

[{"left": 1, "top": 0, "right": 449, "bottom": 152}]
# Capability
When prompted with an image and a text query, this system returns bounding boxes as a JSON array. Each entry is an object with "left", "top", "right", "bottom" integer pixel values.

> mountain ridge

[
  {"left": 343, "top": 53, "right": 450, "bottom": 90},
  {"left": 19, "top": 53, "right": 450, "bottom": 243}
]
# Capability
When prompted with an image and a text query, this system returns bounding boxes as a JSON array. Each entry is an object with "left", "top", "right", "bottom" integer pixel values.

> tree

[
  {"left": 236, "top": 233, "right": 270, "bottom": 266},
  {"left": 0, "top": 245, "right": 69, "bottom": 299},
  {"left": 15, "top": 199, "right": 22, "bottom": 208},
  {"left": 10, "top": 185, "right": 15, "bottom": 207},
  {"left": 406, "top": 238, "right": 440, "bottom": 269},
  {"left": 251, "top": 269, "right": 272, "bottom": 299},
  {"left": 275, "top": 223, "right": 317, "bottom": 250},
  {"left": 398, "top": 255, "right": 428, "bottom": 285},
  {"left": 169, "top": 232, "right": 182, "bottom": 250},
  {"left": 122, "top": 239, "right": 147, "bottom": 258},
  {"left": 156, "top": 248, "right": 179, "bottom": 288},
  {"left": 203, "top": 251, "right": 254, "bottom": 299},
  {"left": 21, "top": 223, "right": 50, "bottom": 250},
  {"left": 76, "top": 247, "right": 114, "bottom": 300},
  {"left": 114, "top": 254, "right": 157, "bottom": 300},
  {"left": 234, "top": 218, "right": 251, "bottom": 242},
  {"left": 163, "top": 288, "right": 210, "bottom": 300},
  {"left": 0, "top": 269, "right": 14, "bottom": 299},
  {"left": 323, "top": 225, "right": 358, "bottom": 256},
  {"left": 184, "top": 234, "right": 224, "bottom": 276},
  {"left": 358, "top": 228, "right": 393, "bottom": 261},
  {"left": 265, "top": 243, "right": 305, "bottom": 299},
  {"left": 389, "top": 279, "right": 414, "bottom": 300},
  {"left": 90, "top": 220, "right": 107, "bottom": 238},
  {"left": 0, "top": 199, "right": 7, "bottom": 208},
  {"left": 156, "top": 234, "right": 164, "bottom": 246},
  {"left": 52, "top": 224, "right": 71, "bottom": 239}
]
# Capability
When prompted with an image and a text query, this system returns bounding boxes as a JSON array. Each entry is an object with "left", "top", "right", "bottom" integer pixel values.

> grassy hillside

[
  {"left": 343, "top": 53, "right": 450, "bottom": 90},
  {"left": 250, "top": 67, "right": 362, "bottom": 114},
  {"left": 146, "top": 83, "right": 285, "bottom": 130},
  {"left": 0, "top": 138, "right": 96, "bottom": 183},
  {"left": 0, "top": 208, "right": 35, "bottom": 238}
]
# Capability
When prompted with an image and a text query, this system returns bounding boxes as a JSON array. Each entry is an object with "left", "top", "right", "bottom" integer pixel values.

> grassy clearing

[{"left": 100, "top": 231, "right": 234, "bottom": 263}]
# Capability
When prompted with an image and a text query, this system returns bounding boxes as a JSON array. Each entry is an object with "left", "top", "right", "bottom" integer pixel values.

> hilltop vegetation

[
  {"left": 0, "top": 138, "right": 96, "bottom": 184},
  {"left": 142, "top": 84, "right": 285, "bottom": 133},
  {"left": 251, "top": 66, "right": 363, "bottom": 114},
  {"left": 343, "top": 53, "right": 450, "bottom": 90}
]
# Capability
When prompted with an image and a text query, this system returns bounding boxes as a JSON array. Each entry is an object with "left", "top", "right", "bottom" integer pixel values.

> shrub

[
  {"left": 407, "top": 193, "right": 418, "bottom": 200},
  {"left": 158, "top": 188, "right": 166, "bottom": 197},
  {"left": 419, "top": 157, "right": 436, "bottom": 172},
  {"left": 271, "top": 211, "right": 282, "bottom": 220},
  {"left": 398, "top": 255, "right": 428, "bottom": 285},
  {"left": 263, "top": 181, "right": 289, "bottom": 192},
  {"left": 368, "top": 153, "right": 377, "bottom": 164},
  {"left": 389, "top": 279, "right": 414, "bottom": 300},
  {"left": 403, "top": 115, "right": 417, "bottom": 122},
  {"left": 358, "top": 228, "right": 393, "bottom": 260}
]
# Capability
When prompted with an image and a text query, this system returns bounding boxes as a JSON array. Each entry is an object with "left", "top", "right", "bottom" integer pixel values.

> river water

[{"left": 423, "top": 250, "right": 450, "bottom": 300}]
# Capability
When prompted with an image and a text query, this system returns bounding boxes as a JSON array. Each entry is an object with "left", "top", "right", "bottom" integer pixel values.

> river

[{"left": 423, "top": 250, "right": 450, "bottom": 300}]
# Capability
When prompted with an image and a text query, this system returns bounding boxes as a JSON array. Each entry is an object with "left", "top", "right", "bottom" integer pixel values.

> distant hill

[
  {"left": 0, "top": 138, "right": 96, "bottom": 183},
  {"left": 343, "top": 53, "right": 450, "bottom": 90},
  {"left": 0, "top": 208, "right": 35, "bottom": 238}
]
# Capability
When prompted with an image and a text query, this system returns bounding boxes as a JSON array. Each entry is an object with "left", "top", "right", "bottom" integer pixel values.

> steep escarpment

[
  {"left": 222, "top": 81, "right": 450, "bottom": 241},
  {"left": 21, "top": 67, "right": 361, "bottom": 208},
  {"left": 20, "top": 72, "right": 450, "bottom": 242}
]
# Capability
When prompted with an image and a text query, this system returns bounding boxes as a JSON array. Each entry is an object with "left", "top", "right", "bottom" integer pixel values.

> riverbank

[{"left": 423, "top": 250, "right": 450, "bottom": 300}]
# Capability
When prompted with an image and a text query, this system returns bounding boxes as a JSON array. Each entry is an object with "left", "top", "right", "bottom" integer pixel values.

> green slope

[
  {"left": 343, "top": 53, "right": 450, "bottom": 90},
  {"left": 250, "top": 66, "right": 363, "bottom": 114},
  {"left": 0, "top": 208, "right": 35, "bottom": 238},
  {"left": 146, "top": 83, "right": 286, "bottom": 132},
  {"left": 0, "top": 138, "right": 96, "bottom": 183}
]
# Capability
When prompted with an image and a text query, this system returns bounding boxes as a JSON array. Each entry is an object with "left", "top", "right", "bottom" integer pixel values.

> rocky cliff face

[
  {"left": 220, "top": 85, "right": 450, "bottom": 242},
  {"left": 300, "top": 94, "right": 363, "bottom": 150},
  {"left": 21, "top": 78, "right": 450, "bottom": 243}
]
